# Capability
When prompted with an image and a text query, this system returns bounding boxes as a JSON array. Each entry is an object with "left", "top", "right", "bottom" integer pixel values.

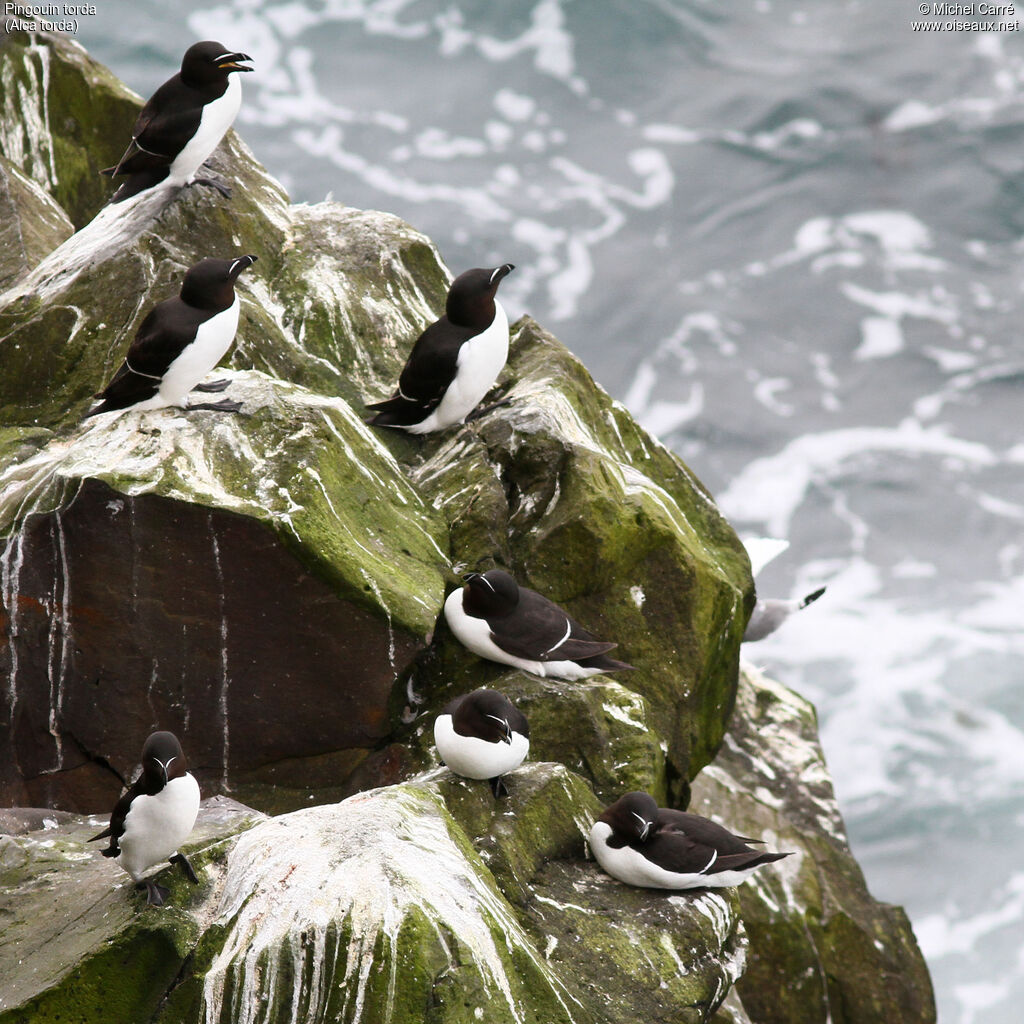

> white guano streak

[{"left": 201, "top": 786, "right": 582, "bottom": 1024}]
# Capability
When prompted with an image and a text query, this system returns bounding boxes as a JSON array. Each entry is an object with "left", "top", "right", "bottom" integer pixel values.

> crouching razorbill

[
  {"left": 367, "top": 263, "right": 515, "bottom": 433},
  {"left": 89, "top": 731, "right": 202, "bottom": 906},
  {"left": 434, "top": 688, "right": 530, "bottom": 797},
  {"left": 87, "top": 255, "right": 256, "bottom": 417},
  {"left": 444, "top": 569, "right": 634, "bottom": 681},
  {"left": 103, "top": 41, "right": 253, "bottom": 203},
  {"left": 590, "top": 792, "right": 791, "bottom": 890}
]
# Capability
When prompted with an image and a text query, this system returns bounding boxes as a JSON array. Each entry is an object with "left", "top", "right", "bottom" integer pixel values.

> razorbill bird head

[
  {"left": 599, "top": 792, "right": 659, "bottom": 844},
  {"left": 140, "top": 731, "right": 188, "bottom": 789},
  {"left": 452, "top": 689, "right": 523, "bottom": 745},
  {"left": 461, "top": 569, "right": 520, "bottom": 618},
  {"left": 181, "top": 41, "right": 254, "bottom": 85},
  {"left": 180, "top": 254, "right": 258, "bottom": 311},
  {"left": 446, "top": 264, "right": 515, "bottom": 330}
]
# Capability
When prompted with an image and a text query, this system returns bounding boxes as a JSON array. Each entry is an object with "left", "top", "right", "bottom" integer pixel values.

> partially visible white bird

[{"left": 741, "top": 536, "right": 827, "bottom": 643}]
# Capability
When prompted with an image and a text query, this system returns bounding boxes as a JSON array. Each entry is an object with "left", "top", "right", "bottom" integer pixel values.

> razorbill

[
  {"left": 87, "top": 254, "right": 257, "bottom": 417},
  {"left": 367, "top": 263, "right": 515, "bottom": 433},
  {"left": 743, "top": 587, "right": 826, "bottom": 642},
  {"left": 103, "top": 41, "right": 253, "bottom": 203},
  {"left": 434, "top": 688, "right": 530, "bottom": 797},
  {"left": 444, "top": 569, "right": 634, "bottom": 681},
  {"left": 590, "top": 791, "right": 791, "bottom": 890},
  {"left": 89, "top": 731, "right": 202, "bottom": 906}
]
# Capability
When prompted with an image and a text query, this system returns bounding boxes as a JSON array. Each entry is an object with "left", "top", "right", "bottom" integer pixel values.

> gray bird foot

[
  {"left": 190, "top": 176, "right": 233, "bottom": 199},
  {"left": 170, "top": 852, "right": 199, "bottom": 884},
  {"left": 137, "top": 879, "right": 169, "bottom": 906},
  {"left": 192, "top": 379, "right": 230, "bottom": 393},
  {"left": 489, "top": 776, "right": 509, "bottom": 799},
  {"left": 188, "top": 398, "right": 243, "bottom": 413},
  {"left": 466, "top": 398, "right": 512, "bottom": 423}
]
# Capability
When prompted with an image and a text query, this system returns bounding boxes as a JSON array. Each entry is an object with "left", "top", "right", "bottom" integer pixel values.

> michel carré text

[{"left": 928, "top": 3, "right": 1016, "bottom": 13}]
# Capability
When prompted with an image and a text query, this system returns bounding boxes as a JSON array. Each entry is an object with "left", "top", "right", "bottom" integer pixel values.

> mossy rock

[
  {"left": 0, "top": 155, "right": 73, "bottom": 290},
  {"left": 0, "top": 796, "right": 263, "bottom": 1024},
  {"left": 689, "top": 665, "right": 937, "bottom": 1024},
  {"left": 406, "top": 318, "right": 753, "bottom": 798},
  {"left": 0, "top": 31, "right": 141, "bottom": 227},
  {"left": 0, "top": 373, "right": 449, "bottom": 809}
]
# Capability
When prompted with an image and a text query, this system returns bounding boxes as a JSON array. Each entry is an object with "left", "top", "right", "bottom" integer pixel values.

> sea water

[{"left": 73, "top": 3, "right": 1024, "bottom": 1021}]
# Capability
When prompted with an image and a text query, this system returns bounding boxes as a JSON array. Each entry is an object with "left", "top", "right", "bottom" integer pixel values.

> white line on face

[{"left": 631, "top": 811, "right": 651, "bottom": 840}]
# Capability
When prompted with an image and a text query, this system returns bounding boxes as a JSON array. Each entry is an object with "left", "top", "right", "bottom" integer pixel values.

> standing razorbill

[
  {"left": 434, "top": 688, "right": 530, "bottom": 797},
  {"left": 89, "top": 731, "right": 202, "bottom": 906},
  {"left": 444, "top": 569, "right": 634, "bottom": 681},
  {"left": 103, "top": 41, "right": 253, "bottom": 203},
  {"left": 367, "top": 264, "right": 515, "bottom": 433},
  {"left": 743, "top": 587, "right": 826, "bottom": 642},
  {"left": 590, "top": 792, "right": 791, "bottom": 890},
  {"left": 87, "top": 254, "right": 257, "bottom": 417}
]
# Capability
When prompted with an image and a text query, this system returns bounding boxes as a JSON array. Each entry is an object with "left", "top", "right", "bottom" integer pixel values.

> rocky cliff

[{"left": 0, "top": 30, "right": 934, "bottom": 1024}]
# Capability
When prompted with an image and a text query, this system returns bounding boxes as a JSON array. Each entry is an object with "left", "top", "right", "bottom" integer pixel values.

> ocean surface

[{"left": 72, "top": 2, "right": 1024, "bottom": 1020}]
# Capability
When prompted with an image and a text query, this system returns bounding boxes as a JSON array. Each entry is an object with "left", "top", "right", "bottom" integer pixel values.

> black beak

[
  {"left": 218, "top": 53, "right": 254, "bottom": 72},
  {"left": 501, "top": 720, "right": 512, "bottom": 745},
  {"left": 229, "top": 254, "right": 258, "bottom": 279}
]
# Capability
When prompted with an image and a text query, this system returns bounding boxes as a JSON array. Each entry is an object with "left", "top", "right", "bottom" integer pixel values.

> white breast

[
  {"left": 117, "top": 773, "right": 201, "bottom": 882},
  {"left": 411, "top": 300, "right": 509, "bottom": 433},
  {"left": 156, "top": 297, "right": 240, "bottom": 407},
  {"left": 434, "top": 713, "right": 529, "bottom": 780},
  {"left": 589, "top": 821, "right": 717, "bottom": 890},
  {"left": 167, "top": 75, "right": 242, "bottom": 185}
]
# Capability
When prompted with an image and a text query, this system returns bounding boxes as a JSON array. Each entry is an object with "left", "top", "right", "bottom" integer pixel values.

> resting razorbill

[
  {"left": 590, "top": 791, "right": 790, "bottom": 890},
  {"left": 444, "top": 569, "right": 634, "bottom": 680},
  {"left": 434, "top": 688, "right": 530, "bottom": 797}
]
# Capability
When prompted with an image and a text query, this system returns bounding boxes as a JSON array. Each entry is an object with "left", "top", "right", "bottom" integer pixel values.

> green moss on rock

[
  {"left": 406, "top": 318, "right": 752, "bottom": 799},
  {"left": 689, "top": 665, "right": 937, "bottom": 1024},
  {"left": 0, "top": 797, "right": 263, "bottom": 1024}
]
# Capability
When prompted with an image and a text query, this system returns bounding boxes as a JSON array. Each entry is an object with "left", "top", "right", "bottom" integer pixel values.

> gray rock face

[{"left": 0, "top": 30, "right": 934, "bottom": 1024}]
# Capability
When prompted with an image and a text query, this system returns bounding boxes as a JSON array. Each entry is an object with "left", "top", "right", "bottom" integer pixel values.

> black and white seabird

[
  {"left": 367, "top": 264, "right": 515, "bottom": 433},
  {"left": 434, "top": 688, "right": 530, "bottom": 797},
  {"left": 87, "top": 254, "right": 257, "bottom": 417},
  {"left": 590, "top": 791, "right": 791, "bottom": 890},
  {"left": 743, "top": 587, "right": 826, "bottom": 642},
  {"left": 89, "top": 731, "right": 202, "bottom": 906},
  {"left": 444, "top": 569, "right": 634, "bottom": 681},
  {"left": 103, "top": 40, "right": 253, "bottom": 203}
]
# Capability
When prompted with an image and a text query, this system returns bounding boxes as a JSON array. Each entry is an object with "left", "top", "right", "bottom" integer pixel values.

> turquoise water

[{"left": 73, "top": 3, "right": 1024, "bottom": 1021}]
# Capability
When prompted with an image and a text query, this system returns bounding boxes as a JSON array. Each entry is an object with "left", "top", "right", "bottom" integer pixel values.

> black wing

[
  {"left": 488, "top": 587, "right": 619, "bottom": 662},
  {"left": 367, "top": 318, "right": 476, "bottom": 425},
  {"left": 88, "top": 785, "right": 139, "bottom": 858},
  {"left": 104, "top": 78, "right": 205, "bottom": 177},
  {"left": 90, "top": 299, "right": 204, "bottom": 413},
  {"left": 656, "top": 809, "right": 764, "bottom": 850}
]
